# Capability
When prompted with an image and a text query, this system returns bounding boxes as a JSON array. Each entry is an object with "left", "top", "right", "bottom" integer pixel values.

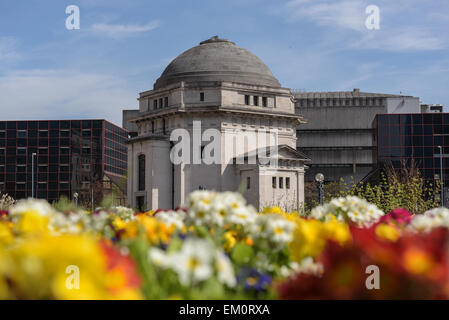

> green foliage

[
  {"left": 231, "top": 243, "right": 254, "bottom": 265},
  {"left": 305, "top": 163, "right": 440, "bottom": 215},
  {"left": 52, "top": 196, "right": 78, "bottom": 212},
  {"left": 100, "top": 192, "right": 116, "bottom": 210}
]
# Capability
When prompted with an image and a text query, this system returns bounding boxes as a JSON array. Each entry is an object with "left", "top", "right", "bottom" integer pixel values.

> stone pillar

[
  {"left": 150, "top": 139, "right": 173, "bottom": 209},
  {"left": 296, "top": 168, "right": 305, "bottom": 212},
  {"left": 174, "top": 163, "right": 186, "bottom": 208},
  {"left": 127, "top": 143, "right": 134, "bottom": 207}
]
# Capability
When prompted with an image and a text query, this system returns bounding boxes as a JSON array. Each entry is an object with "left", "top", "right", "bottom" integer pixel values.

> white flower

[
  {"left": 9, "top": 198, "right": 55, "bottom": 218},
  {"left": 267, "top": 217, "right": 295, "bottom": 243},
  {"left": 155, "top": 211, "right": 185, "bottom": 230},
  {"left": 215, "top": 252, "right": 236, "bottom": 287},
  {"left": 255, "top": 214, "right": 295, "bottom": 244},
  {"left": 311, "top": 196, "right": 384, "bottom": 227},
  {"left": 408, "top": 215, "right": 436, "bottom": 233},
  {"left": 113, "top": 206, "right": 135, "bottom": 221},
  {"left": 171, "top": 238, "right": 214, "bottom": 285},
  {"left": 186, "top": 190, "right": 217, "bottom": 226},
  {"left": 226, "top": 206, "right": 257, "bottom": 226},
  {"left": 310, "top": 206, "right": 326, "bottom": 220},
  {"left": 148, "top": 248, "right": 171, "bottom": 268},
  {"left": 408, "top": 207, "right": 449, "bottom": 233},
  {"left": 296, "top": 257, "right": 324, "bottom": 276}
]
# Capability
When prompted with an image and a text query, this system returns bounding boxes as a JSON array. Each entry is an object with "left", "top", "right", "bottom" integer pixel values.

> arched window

[{"left": 138, "top": 154, "right": 145, "bottom": 191}]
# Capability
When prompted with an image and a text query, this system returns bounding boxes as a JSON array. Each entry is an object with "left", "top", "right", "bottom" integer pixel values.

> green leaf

[{"left": 231, "top": 243, "right": 254, "bottom": 265}]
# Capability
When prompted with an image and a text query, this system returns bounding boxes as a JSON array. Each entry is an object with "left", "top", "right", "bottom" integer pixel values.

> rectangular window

[
  {"left": 279, "top": 177, "right": 284, "bottom": 189},
  {"left": 162, "top": 119, "right": 166, "bottom": 135},
  {"left": 165, "top": 97, "right": 169, "bottom": 107},
  {"left": 17, "top": 130, "right": 27, "bottom": 138},
  {"left": 262, "top": 97, "right": 267, "bottom": 107},
  {"left": 247, "top": 176, "right": 250, "bottom": 190},
  {"left": 272, "top": 177, "right": 276, "bottom": 189},
  {"left": 151, "top": 121, "right": 155, "bottom": 134},
  {"left": 153, "top": 100, "right": 157, "bottom": 109},
  {"left": 136, "top": 196, "right": 145, "bottom": 212},
  {"left": 38, "top": 130, "right": 48, "bottom": 138},
  {"left": 200, "top": 92, "right": 205, "bottom": 102},
  {"left": 138, "top": 154, "right": 145, "bottom": 191},
  {"left": 17, "top": 147, "right": 26, "bottom": 155},
  {"left": 159, "top": 98, "right": 163, "bottom": 108},
  {"left": 245, "top": 95, "right": 250, "bottom": 105},
  {"left": 286, "top": 177, "right": 290, "bottom": 189},
  {"left": 254, "top": 96, "right": 259, "bottom": 106}
]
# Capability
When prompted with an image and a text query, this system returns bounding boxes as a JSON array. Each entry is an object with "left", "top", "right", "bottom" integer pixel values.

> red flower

[
  {"left": 99, "top": 241, "right": 141, "bottom": 292},
  {"left": 379, "top": 208, "right": 412, "bottom": 225},
  {"left": 277, "top": 227, "right": 449, "bottom": 299}
]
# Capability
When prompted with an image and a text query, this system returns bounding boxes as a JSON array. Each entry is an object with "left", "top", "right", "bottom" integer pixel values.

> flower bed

[{"left": 0, "top": 191, "right": 448, "bottom": 299}]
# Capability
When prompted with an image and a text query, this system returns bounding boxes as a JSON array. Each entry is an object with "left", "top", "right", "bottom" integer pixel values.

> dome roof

[{"left": 154, "top": 36, "right": 281, "bottom": 89}]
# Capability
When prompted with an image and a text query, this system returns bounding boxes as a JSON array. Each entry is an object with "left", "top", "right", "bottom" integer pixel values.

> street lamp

[
  {"left": 438, "top": 146, "right": 444, "bottom": 207},
  {"left": 31, "top": 153, "right": 36, "bottom": 198},
  {"left": 315, "top": 173, "right": 324, "bottom": 205},
  {"left": 73, "top": 192, "right": 79, "bottom": 206}
]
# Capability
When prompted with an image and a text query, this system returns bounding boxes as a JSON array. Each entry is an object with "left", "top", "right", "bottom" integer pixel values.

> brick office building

[{"left": 0, "top": 119, "right": 128, "bottom": 205}]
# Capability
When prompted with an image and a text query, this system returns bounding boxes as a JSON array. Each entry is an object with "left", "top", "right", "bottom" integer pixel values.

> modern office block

[
  {"left": 0, "top": 120, "right": 128, "bottom": 205},
  {"left": 375, "top": 113, "right": 449, "bottom": 197}
]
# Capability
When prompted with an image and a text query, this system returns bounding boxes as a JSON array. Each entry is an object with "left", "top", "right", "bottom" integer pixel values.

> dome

[{"left": 154, "top": 36, "right": 281, "bottom": 89}]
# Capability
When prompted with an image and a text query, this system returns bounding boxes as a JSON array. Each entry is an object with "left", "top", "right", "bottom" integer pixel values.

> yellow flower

[
  {"left": 143, "top": 210, "right": 155, "bottom": 216},
  {"left": 223, "top": 231, "right": 237, "bottom": 252},
  {"left": 261, "top": 206, "right": 285, "bottom": 215},
  {"left": 322, "top": 215, "right": 351, "bottom": 245},
  {"left": 289, "top": 218, "right": 327, "bottom": 262},
  {"left": 5, "top": 234, "right": 109, "bottom": 299},
  {"left": 0, "top": 222, "right": 13, "bottom": 246},
  {"left": 123, "top": 216, "right": 175, "bottom": 244},
  {"left": 403, "top": 248, "right": 434, "bottom": 275},
  {"left": 0, "top": 248, "right": 12, "bottom": 299},
  {"left": 112, "top": 217, "right": 127, "bottom": 231},
  {"left": 14, "top": 211, "right": 49, "bottom": 235},
  {"left": 288, "top": 215, "right": 350, "bottom": 263},
  {"left": 375, "top": 223, "right": 400, "bottom": 242}
]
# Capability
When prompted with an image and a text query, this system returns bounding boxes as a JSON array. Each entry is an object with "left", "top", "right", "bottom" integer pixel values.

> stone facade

[
  {"left": 294, "top": 89, "right": 420, "bottom": 183},
  {"left": 125, "top": 37, "right": 309, "bottom": 211}
]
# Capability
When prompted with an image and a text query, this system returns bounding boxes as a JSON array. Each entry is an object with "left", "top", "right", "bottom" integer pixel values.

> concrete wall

[{"left": 386, "top": 97, "right": 420, "bottom": 114}]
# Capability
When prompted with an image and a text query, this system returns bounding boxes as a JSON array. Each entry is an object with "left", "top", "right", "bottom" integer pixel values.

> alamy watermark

[
  {"left": 365, "top": 5, "right": 380, "bottom": 30},
  {"left": 65, "top": 5, "right": 80, "bottom": 30},
  {"left": 66, "top": 265, "right": 80, "bottom": 290},
  {"left": 365, "top": 265, "right": 380, "bottom": 290},
  {"left": 169, "top": 121, "right": 280, "bottom": 171}
]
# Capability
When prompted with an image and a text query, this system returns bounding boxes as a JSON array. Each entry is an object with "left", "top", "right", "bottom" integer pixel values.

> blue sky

[{"left": 0, "top": 0, "right": 448, "bottom": 126}]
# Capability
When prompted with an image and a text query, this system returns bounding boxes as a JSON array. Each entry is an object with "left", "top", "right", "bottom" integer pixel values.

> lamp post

[
  {"left": 31, "top": 153, "right": 36, "bottom": 198},
  {"left": 73, "top": 192, "right": 79, "bottom": 206},
  {"left": 315, "top": 173, "right": 324, "bottom": 205},
  {"left": 438, "top": 146, "right": 444, "bottom": 207}
]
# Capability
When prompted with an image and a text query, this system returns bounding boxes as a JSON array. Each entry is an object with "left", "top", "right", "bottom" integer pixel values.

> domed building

[{"left": 124, "top": 36, "right": 309, "bottom": 211}]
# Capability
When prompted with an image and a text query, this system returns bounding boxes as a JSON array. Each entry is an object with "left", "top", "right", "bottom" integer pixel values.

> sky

[{"left": 0, "top": 0, "right": 448, "bottom": 126}]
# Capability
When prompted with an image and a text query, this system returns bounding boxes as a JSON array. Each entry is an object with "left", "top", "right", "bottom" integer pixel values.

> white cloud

[
  {"left": 0, "top": 69, "right": 136, "bottom": 125},
  {"left": 353, "top": 27, "right": 445, "bottom": 51},
  {"left": 281, "top": 0, "right": 447, "bottom": 51},
  {"left": 91, "top": 20, "right": 160, "bottom": 38},
  {"left": 0, "top": 37, "right": 21, "bottom": 66},
  {"left": 285, "top": 0, "right": 367, "bottom": 32}
]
